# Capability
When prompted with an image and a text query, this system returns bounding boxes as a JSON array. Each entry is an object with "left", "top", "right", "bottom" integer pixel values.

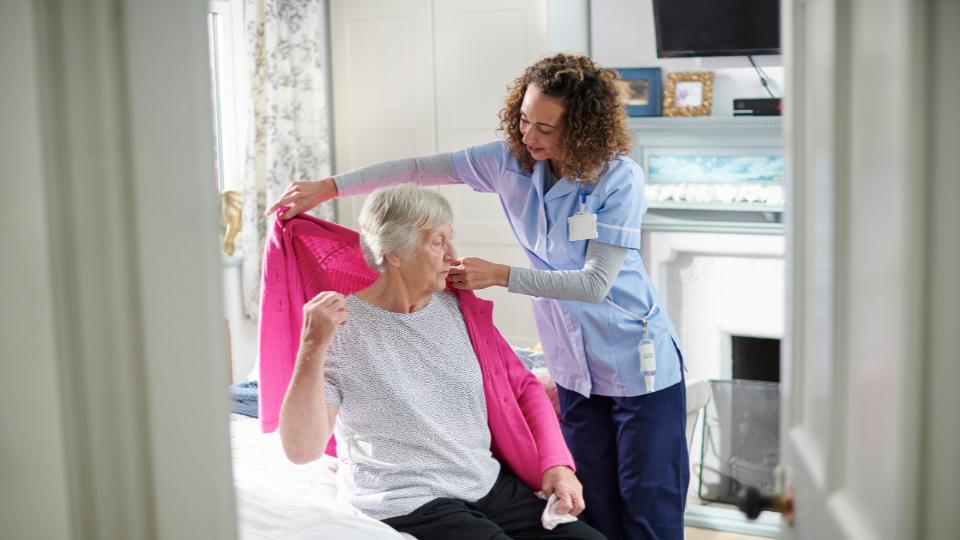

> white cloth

[{"left": 540, "top": 493, "right": 579, "bottom": 530}]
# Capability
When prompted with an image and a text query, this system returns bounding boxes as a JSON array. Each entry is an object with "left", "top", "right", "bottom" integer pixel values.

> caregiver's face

[
  {"left": 404, "top": 223, "right": 457, "bottom": 292},
  {"left": 519, "top": 84, "right": 565, "bottom": 163}
]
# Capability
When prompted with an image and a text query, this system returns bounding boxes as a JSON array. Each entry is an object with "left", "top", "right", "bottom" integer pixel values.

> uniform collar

[{"left": 544, "top": 179, "right": 577, "bottom": 202}]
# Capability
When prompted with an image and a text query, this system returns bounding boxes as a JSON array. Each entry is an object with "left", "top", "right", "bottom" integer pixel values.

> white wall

[
  {"left": 548, "top": 0, "right": 590, "bottom": 54},
  {"left": 224, "top": 261, "right": 259, "bottom": 383},
  {"left": 590, "top": 0, "right": 784, "bottom": 117}
]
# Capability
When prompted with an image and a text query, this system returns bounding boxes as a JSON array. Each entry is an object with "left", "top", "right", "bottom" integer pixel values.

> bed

[
  {"left": 226, "top": 345, "right": 554, "bottom": 539},
  {"left": 230, "top": 413, "right": 414, "bottom": 540},
  {"left": 229, "top": 347, "right": 710, "bottom": 539}
]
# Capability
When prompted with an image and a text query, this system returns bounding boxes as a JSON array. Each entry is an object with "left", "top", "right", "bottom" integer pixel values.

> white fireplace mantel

[{"left": 644, "top": 230, "right": 785, "bottom": 382}]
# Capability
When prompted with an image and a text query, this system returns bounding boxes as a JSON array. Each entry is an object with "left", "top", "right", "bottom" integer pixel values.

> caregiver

[{"left": 267, "top": 53, "right": 688, "bottom": 540}]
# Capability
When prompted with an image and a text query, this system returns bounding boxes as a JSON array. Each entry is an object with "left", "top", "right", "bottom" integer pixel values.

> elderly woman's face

[{"left": 399, "top": 222, "right": 457, "bottom": 292}]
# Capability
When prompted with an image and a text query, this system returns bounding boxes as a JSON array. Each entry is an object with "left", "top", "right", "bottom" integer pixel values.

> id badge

[{"left": 568, "top": 212, "right": 598, "bottom": 241}]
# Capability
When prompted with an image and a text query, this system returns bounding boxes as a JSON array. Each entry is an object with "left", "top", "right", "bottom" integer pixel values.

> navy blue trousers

[{"left": 557, "top": 379, "right": 689, "bottom": 540}]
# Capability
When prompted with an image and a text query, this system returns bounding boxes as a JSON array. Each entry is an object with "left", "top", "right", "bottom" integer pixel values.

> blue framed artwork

[{"left": 614, "top": 67, "right": 662, "bottom": 116}]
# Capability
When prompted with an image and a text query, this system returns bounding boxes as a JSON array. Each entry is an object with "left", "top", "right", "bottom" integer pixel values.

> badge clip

[{"left": 568, "top": 183, "right": 598, "bottom": 241}]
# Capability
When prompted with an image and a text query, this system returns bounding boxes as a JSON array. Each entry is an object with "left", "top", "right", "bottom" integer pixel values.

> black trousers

[{"left": 382, "top": 469, "right": 607, "bottom": 540}]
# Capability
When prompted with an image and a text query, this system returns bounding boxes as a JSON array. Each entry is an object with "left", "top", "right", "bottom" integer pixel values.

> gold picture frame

[{"left": 663, "top": 71, "right": 715, "bottom": 117}]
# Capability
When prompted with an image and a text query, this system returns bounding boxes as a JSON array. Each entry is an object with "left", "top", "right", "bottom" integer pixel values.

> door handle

[{"left": 736, "top": 486, "right": 795, "bottom": 526}]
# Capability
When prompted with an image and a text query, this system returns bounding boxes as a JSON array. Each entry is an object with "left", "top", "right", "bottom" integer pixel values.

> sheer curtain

[{"left": 241, "top": 0, "right": 333, "bottom": 320}]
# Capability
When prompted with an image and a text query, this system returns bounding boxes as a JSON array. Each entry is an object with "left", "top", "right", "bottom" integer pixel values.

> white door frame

[
  {"left": 781, "top": 0, "right": 960, "bottom": 538},
  {"left": 918, "top": 1, "right": 960, "bottom": 537},
  {"left": 5, "top": 0, "right": 957, "bottom": 539},
  {"left": 2, "top": 0, "right": 236, "bottom": 538}
]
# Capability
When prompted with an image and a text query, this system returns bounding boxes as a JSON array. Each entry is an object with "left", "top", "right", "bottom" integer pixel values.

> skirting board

[{"left": 685, "top": 503, "right": 781, "bottom": 538}]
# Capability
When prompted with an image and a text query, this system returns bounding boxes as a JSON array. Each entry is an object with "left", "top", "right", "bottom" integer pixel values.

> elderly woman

[{"left": 278, "top": 185, "right": 605, "bottom": 540}]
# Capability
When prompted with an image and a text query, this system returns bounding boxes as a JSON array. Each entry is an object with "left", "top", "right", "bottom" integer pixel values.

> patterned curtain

[{"left": 241, "top": 0, "right": 334, "bottom": 320}]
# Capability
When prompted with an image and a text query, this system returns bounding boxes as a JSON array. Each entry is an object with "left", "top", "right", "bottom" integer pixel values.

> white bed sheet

[{"left": 230, "top": 414, "right": 413, "bottom": 540}]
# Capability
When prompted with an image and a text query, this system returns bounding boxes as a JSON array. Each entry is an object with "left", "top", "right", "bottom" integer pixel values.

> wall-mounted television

[{"left": 652, "top": 0, "right": 780, "bottom": 58}]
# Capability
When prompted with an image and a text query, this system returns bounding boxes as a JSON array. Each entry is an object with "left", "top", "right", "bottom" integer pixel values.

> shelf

[
  {"left": 643, "top": 205, "right": 784, "bottom": 235},
  {"left": 627, "top": 115, "right": 784, "bottom": 235},
  {"left": 221, "top": 254, "right": 243, "bottom": 268},
  {"left": 648, "top": 201, "right": 783, "bottom": 213},
  {"left": 627, "top": 116, "right": 782, "bottom": 151},
  {"left": 629, "top": 115, "right": 781, "bottom": 130}
]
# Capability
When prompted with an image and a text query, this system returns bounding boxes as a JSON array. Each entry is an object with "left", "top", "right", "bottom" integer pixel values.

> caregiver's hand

[
  {"left": 541, "top": 466, "right": 585, "bottom": 517},
  {"left": 265, "top": 178, "right": 338, "bottom": 220},
  {"left": 447, "top": 257, "right": 510, "bottom": 290}
]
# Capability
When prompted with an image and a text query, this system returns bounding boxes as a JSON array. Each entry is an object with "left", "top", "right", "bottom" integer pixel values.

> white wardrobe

[{"left": 329, "top": 0, "right": 589, "bottom": 345}]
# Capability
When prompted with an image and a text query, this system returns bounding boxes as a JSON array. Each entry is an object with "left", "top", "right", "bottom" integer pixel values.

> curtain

[{"left": 241, "top": 0, "right": 334, "bottom": 320}]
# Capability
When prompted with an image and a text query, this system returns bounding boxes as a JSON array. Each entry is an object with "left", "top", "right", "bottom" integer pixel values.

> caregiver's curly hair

[{"left": 499, "top": 53, "right": 632, "bottom": 182}]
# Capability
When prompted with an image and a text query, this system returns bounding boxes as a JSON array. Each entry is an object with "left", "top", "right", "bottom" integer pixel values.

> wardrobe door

[
  {"left": 433, "top": 0, "right": 548, "bottom": 345},
  {"left": 330, "top": 0, "right": 435, "bottom": 173}
]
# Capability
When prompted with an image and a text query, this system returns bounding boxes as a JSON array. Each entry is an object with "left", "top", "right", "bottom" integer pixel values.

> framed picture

[
  {"left": 614, "top": 67, "right": 662, "bottom": 117},
  {"left": 663, "top": 71, "right": 716, "bottom": 117}
]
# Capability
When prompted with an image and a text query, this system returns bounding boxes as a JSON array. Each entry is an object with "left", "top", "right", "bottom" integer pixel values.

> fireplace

[
  {"left": 731, "top": 335, "right": 780, "bottom": 383},
  {"left": 643, "top": 230, "right": 785, "bottom": 384},
  {"left": 643, "top": 229, "right": 785, "bottom": 522},
  {"left": 633, "top": 117, "right": 785, "bottom": 535}
]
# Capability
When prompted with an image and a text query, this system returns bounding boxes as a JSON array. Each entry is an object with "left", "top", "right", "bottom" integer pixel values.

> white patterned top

[{"left": 322, "top": 292, "right": 500, "bottom": 520}]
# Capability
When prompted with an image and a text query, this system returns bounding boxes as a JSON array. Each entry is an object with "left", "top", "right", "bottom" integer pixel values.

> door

[
  {"left": 781, "top": 0, "right": 942, "bottom": 538},
  {"left": 433, "top": 0, "right": 549, "bottom": 346},
  {"left": 330, "top": 0, "right": 436, "bottom": 172},
  {"left": 2, "top": 0, "right": 237, "bottom": 538}
]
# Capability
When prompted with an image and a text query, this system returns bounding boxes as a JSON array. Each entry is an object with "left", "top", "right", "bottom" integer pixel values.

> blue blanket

[{"left": 230, "top": 380, "right": 258, "bottom": 418}]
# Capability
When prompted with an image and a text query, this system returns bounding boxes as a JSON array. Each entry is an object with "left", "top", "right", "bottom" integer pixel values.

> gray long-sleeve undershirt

[
  {"left": 508, "top": 241, "right": 627, "bottom": 303},
  {"left": 332, "top": 153, "right": 461, "bottom": 196},
  {"left": 333, "top": 154, "right": 629, "bottom": 303}
]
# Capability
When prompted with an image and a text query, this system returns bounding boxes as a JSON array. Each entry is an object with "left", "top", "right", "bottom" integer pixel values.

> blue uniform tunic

[{"left": 451, "top": 141, "right": 685, "bottom": 397}]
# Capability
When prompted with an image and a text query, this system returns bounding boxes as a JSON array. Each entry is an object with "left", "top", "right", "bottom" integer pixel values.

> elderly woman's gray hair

[{"left": 358, "top": 184, "right": 454, "bottom": 272}]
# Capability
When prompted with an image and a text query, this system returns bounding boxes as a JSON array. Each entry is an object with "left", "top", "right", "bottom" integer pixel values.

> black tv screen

[{"left": 652, "top": 0, "right": 780, "bottom": 58}]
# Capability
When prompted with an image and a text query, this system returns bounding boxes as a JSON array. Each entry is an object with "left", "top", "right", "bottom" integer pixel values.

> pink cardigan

[{"left": 257, "top": 213, "right": 575, "bottom": 490}]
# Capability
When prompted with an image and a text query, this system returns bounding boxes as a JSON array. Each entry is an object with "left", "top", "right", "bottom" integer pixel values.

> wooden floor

[{"left": 685, "top": 526, "right": 768, "bottom": 540}]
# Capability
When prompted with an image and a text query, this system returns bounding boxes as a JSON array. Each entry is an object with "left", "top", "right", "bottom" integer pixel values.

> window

[{"left": 206, "top": 0, "right": 246, "bottom": 193}]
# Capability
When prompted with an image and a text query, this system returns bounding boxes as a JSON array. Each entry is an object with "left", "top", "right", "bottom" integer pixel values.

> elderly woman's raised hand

[
  {"left": 447, "top": 257, "right": 511, "bottom": 290},
  {"left": 299, "top": 291, "right": 348, "bottom": 357},
  {"left": 266, "top": 178, "right": 339, "bottom": 220}
]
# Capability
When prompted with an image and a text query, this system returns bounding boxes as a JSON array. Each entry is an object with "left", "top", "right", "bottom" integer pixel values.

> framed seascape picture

[{"left": 614, "top": 67, "right": 662, "bottom": 117}]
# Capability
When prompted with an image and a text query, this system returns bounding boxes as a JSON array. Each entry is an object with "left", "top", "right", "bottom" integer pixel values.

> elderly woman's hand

[
  {"left": 266, "top": 178, "right": 338, "bottom": 220},
  {"left": 447, "top": 257, "right": 510, "bottom": 290},
  {"left": 541, "top": 466, "right": 585, "bottom": 516},
  {"left": 299, "top": 291, "right": 348, "bottom": 358}
]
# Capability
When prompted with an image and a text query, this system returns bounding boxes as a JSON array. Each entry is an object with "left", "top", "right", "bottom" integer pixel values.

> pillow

[
  {"left": 510, "top": 345, "right": 547, "bottom": 370},
  {"left": 510, "top": 345, "right": 560, "bottom": 416},
  {"left": 531, "top": 366, "right": 561, "bottom": 418}
]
